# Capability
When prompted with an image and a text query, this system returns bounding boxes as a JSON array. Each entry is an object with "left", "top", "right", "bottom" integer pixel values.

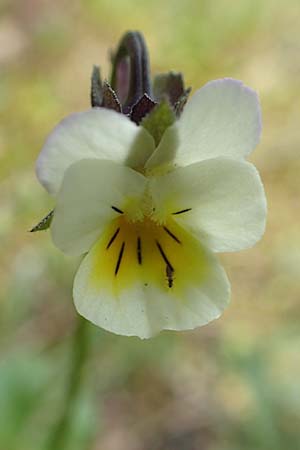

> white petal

[
  {"left": 150, "top": 158, "right": 267, "bottom": 252},
  {"left": 73, "top": 219, "right": 230, "bottom": 339},
  {"left": 51, "top": 159, "right": 147, "bottom": 256},
  {"left": 146, "top": 78, "right": 261, "bottom": 169},
  {"left": 36, "top": 108, "right": 154, "bottom": 195}
]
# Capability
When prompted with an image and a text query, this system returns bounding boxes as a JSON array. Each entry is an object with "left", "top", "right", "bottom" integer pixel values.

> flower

[{"left": 36, "top": 78, "right": 266, "bottom": 339}]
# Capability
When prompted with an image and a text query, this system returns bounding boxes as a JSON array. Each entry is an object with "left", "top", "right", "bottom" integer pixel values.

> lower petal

[{"left": 73, "top": 218, "right": 230, "bottom": 338}]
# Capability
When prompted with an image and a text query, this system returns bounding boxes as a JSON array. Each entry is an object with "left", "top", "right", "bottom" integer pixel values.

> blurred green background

[{"left": 1, "top": 0, "right": 300, "bottom": 449}]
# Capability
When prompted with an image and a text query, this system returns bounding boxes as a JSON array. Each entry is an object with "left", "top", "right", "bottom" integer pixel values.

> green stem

[{"left": 46, "top": 316, "right": 90, "bottom": 450}]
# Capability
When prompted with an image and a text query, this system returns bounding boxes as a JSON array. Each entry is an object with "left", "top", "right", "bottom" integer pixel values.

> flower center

[{"left": 88, "top": 203, "right": 209, "bottom": 297}]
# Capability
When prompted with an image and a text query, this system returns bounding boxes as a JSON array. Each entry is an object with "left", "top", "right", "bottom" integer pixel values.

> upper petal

[
  {"left": 36, "top": 108, "right": 155, "bottom": 195},
  {"left": 146, "top": 78, "right": 262, "bottom": 169},
  {"left": 150, "top": 158, "right": 267, "bottom": 253},
  {"left": 51, "top": 159, "right": 147, "bottom": 256}
]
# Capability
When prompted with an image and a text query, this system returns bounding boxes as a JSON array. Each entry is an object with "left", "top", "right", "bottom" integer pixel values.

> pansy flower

[{"left": 36, "top": 78, "right": 266, "bottom": 338}]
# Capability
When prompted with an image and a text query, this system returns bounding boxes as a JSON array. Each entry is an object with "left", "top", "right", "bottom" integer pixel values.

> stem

[{"left": 46, "top": 316, "right": 90, "bottom": 450}]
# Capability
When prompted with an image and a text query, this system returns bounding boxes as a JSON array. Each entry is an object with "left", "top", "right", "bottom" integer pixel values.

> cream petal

[
  {"left": 146, "top": 78, "right": 261, "bottom": 169},
  {"left": 36, "top": 108, "right": 154, "bottom": 195},
  {"left": 73, "top": 219, "right": 230, "bottom": 339},
  {"left": 51, "top": 159, "right": 147, "bottom": 256},
  {"left": 150, "top": 158, "right": 267, "bottom": 252}
]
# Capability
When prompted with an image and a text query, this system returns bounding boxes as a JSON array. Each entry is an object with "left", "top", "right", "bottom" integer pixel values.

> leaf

[
  {"left": 141, "top": 100, "right": 176, "bottom": 146},
  {"left": 30, "top": 210, "right": 54, "bottom": 232}
]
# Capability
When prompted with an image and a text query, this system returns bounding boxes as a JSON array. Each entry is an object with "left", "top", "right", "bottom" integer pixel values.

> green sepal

[
  {"left": 91, "top": 65, "right": 103, "bottom": 107},
  {"left": 30, "top": 210, "right": 54, "bottom": 232},
  {"left": 174, "top": 87, "right": 191, "bottom": 116},
  {"left": 153, "top": 72, "right": 191, "bottom": 117},
  {"left": 153, "top": 72, "right": 185, "bottom": 103},
  {"left": 130, "top": 93, "right": 156, "bottom": 124},
  {"left": 102, "top": 81, "right": 122, "bottom": 112},
  {"left": 141, "top": 100, "right": 176, "bottom": 146},
  {"left": 91, "top": 67, "right": 122, "bottom": 112}
]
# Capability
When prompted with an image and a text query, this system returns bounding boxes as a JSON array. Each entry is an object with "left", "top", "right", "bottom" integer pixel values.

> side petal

[
  {"left": 51, "top": 159, "right": 147, "bottom": 256},
  {"left": 73, "top": 219, "right": 230, "bottom": 339},
  {"left": 146, "top": 78, "right": 261, "bottom": 169},
  {"left": 36, "top": 108, "right": 154, "bottom": 195},
  {"left": 150, "top": 158, "right": 267, "bottom": 252}
]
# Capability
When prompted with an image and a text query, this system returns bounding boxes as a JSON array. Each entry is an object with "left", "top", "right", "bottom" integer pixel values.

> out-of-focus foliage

[{"left": 0, "top": 0, "right": 300, "bottom": 449}]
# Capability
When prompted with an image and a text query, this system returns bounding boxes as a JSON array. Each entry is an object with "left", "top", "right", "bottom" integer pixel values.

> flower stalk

[{"left": 46, "top": 316, "right": 90, "bottom": 450}]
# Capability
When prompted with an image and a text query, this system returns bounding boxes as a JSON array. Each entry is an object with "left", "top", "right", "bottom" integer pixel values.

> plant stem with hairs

[{"left": 46, "top": 316, "right": 90, "bottom": 450}]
